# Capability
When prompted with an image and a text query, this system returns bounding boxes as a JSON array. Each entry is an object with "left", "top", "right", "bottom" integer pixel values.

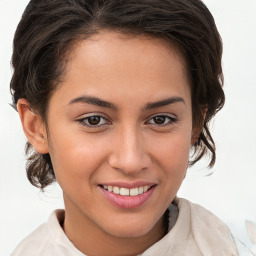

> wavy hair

[{"left": 11, "top": 0, "right": 224, "bottom": 189}]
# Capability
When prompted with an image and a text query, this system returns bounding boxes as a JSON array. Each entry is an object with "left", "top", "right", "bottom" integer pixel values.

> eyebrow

[
  {"left": 68, "top": 95, "right": 117, "bottom": 110},
  {"left": 68, "top": 95, "right": 185, "bottom": 110},
  {"left": 144, "top": 96, "right": 185, "bottom": 110}
]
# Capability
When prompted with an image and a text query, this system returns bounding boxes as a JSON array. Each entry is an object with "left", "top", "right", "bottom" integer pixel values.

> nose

[{"left": 108, "top": 126, "right": 151, "bottom": 175}]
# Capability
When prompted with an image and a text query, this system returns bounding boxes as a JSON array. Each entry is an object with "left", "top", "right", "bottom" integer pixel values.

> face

[{"left": 45, "top": 31, "right": 194, "bottom": 239}]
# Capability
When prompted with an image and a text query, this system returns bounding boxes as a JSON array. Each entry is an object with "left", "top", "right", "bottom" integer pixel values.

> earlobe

[{"left": 17, "top": 99, "right": 49, "bottom": 154}]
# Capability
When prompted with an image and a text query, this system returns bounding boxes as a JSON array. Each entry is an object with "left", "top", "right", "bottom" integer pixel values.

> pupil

[
  {"left": 88, "top": 116, "right": 101, "bottom": 125},
  {"left": 154, "top": 116, "right": 165, "bottom": 124}
]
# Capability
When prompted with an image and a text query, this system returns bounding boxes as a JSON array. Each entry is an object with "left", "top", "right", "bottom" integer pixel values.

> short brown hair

[{"left": 11, "top": 0, "right": 224, "bottom": 189}]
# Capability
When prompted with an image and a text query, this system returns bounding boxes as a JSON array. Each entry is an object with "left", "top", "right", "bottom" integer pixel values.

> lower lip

[{"left": 99, "top": 186, "right": 156, "bottom": 209}]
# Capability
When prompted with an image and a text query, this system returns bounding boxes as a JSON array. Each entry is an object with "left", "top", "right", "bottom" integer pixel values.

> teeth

[
  {"left": 103, "top": 185, "right": 151, "bottom": 196},
  {"left": 144, "top": 185, "right": 150, "bottom": 192},
  {"left": 138, "top": 187, "right": 144, "bottom": 194},
  {"left": 130, "top": 188, "right": 139, "bottom": 196},
  {"left": 113, "top": 186, "right": 120, "bottom": 194},
  {"left": 120, "top": 188, "right": 129, "bottom": 196}
]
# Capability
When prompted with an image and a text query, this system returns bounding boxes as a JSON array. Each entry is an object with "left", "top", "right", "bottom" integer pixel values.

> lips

[{"left": 99, "top": 183, "right": 156, "bottom": 209}]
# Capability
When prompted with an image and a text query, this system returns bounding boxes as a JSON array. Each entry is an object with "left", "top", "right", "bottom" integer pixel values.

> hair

[{"left": 10, "top": 0, "right": 224, "bottom": 189}]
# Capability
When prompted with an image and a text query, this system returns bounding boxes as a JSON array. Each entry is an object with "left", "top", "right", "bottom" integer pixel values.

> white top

[{"left": 11, "top": 198, "right": 239, "bottom": 256}]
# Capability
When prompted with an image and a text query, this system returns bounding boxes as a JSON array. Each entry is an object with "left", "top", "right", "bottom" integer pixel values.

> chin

[
  {"left": 109, "top": 228, "right": 150, "bottom": 239},
  {"left": 102, "top": 217, "right": 159, "bottom": 239}
]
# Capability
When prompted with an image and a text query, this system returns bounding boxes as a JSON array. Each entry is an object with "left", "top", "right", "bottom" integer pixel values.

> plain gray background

[{"left": 1, "top": 0, "right": 256, "bottom": 255}]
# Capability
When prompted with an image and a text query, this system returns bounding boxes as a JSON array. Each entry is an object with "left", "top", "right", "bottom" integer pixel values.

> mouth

[
  {"left": 98, "top": 184, "right": 156, "bottom": 209},
  {"left": 99, "top": 184, "right": 154, "bottom": 196}
]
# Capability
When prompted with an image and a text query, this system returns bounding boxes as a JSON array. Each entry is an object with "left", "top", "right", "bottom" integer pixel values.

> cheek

[
  {"left": 147, "top": 131, "right": 191, "bottom": 208},
  {"left": 152, "top": 131, "right": 191, "bottom": 177},
  {"left": 48, "top": 128, "right": 109, "bottom": 186}
]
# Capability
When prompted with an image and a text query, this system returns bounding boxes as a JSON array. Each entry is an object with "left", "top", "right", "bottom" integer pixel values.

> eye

[
  {"left": 146, "top": 115, "right": 177, "bottom": 126},
  {"left": 77, "top": 115, "right": 110, "bottom": 127}
]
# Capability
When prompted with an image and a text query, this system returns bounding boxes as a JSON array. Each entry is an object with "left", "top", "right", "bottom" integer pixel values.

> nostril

[{"left": 108, "top": 152, "right": 151, "bottom": 175}]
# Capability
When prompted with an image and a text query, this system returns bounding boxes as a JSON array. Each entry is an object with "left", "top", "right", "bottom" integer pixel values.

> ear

[
  {"left": 191, "top": 108, "right": 207, "bottom": 146},
  {"left": 17, "top": 99, "right": 49, "bottom": 154}
]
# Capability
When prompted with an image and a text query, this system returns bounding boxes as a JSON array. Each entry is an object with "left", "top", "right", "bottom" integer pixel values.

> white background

[{"left": 0, "top": 0, "right": 256, "bottom": 255}]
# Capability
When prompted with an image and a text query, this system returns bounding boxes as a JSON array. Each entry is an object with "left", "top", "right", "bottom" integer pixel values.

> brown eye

[
  {"left": 87, "top": 116, "right": 101, "bottom": 125},
  {"left": 153, "top": 116, "right": 166, "bottom": 125},
  {"left": 147, "top": 114, "right": 177, "bottom": 126},
  {"left": 78, "top": 115, "right": 109, "bottom": 127}
]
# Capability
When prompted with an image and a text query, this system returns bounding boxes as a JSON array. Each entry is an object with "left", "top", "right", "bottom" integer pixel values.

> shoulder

[
  {"left": 11, "top": 221, "right": 52, "bottom": 256},
  {"left": 11, "top": 209, "right": 83, "bottom": 256},
  {"left": 175, "top": 197, "right": 232, "bottom": 233},
  {"left": 140, "top": 198, "right": 239, "bottom": 256},
  {"left": 174, "top": 198, "right": 239, "bottom": 255}
]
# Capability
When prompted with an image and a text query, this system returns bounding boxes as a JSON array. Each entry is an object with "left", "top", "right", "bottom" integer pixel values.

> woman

[{"left": 11, "top": 0, "right": 239, "bottom": 255}]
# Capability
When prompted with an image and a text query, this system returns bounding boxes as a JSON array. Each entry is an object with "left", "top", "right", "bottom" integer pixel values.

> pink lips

[{"left": 99, "top": 185, "right": 156, "bottom": 209}]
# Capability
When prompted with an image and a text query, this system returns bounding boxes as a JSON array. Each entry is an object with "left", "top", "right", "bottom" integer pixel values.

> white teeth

[
  {"left": 130, "top": 188, "right": 139, "bottom": 196},
  {"left": 144, "top": 185, "right": 150, "bottom": 192},
  {"left": 138, "top": 187, "right": 144, "bottom": 194},
  {"left": 103, "top": 185, "right": 152, "bottom": 196},
  {"left": 120, "top": 188, "right": 129, "bottom": 196},
  {"left": 113, "top": 186, "right": 120, "bottom": 194}
]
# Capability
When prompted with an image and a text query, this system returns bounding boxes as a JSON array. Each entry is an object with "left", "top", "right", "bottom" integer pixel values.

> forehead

[
  {"left": 52, "top": 31, "right": 191, "bottom": 108},
  {"left": 68, "top": 31, "right": 188, "bottom": 78}
]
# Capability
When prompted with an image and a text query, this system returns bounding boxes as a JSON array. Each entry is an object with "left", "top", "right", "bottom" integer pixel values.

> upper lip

[{"left": 99, "top": 181, "right": 157, "bottom": 189}]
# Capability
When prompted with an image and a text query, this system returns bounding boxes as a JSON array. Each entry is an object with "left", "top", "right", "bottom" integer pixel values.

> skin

[{"left": 18, "top": 31, "right": 200, "bottom": 256}]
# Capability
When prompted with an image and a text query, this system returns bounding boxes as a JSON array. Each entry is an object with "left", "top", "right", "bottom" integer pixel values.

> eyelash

[
  {"left": 77, "top": 115, "right": 110, "bottom": 127},
  {"left": 146, "top": 114, "right": 177, "bottom": 126},
  {"left": 77, "top": 114, "right": 177, "bottom": 128}
]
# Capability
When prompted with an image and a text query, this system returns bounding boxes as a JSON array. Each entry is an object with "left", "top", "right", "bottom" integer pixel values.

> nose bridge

[{"left": 108, "top": 123, "right": 151, "bottom": 174}]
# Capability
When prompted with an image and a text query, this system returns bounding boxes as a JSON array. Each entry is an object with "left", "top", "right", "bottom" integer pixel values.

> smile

[
  {"left": 99, "top": 184, "right": 156, "bottom": 209},
  {"left": 102, "top": 185, "right": 152, "bottom": 196}
]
